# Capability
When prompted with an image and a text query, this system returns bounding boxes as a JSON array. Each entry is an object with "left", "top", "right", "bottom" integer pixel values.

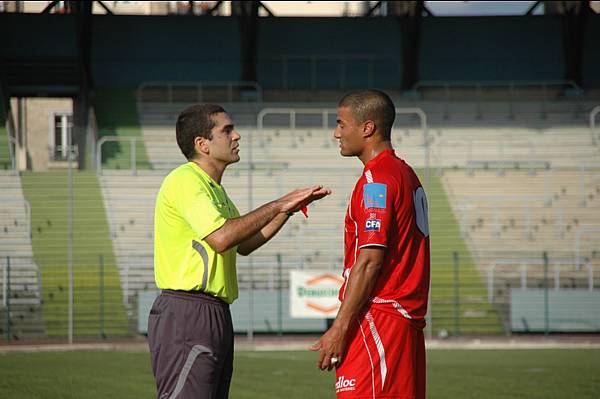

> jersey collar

[
  {"left": 364, "top": 148, "right": 395, "bottom": 171},
  {"left": 188, "top": 161, "right": 223, "bottom": 189}
]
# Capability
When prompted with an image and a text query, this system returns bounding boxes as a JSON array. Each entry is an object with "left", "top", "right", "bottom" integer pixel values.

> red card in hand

[{"left": 301, "top": 206, "right": 308, "bottom": 218}]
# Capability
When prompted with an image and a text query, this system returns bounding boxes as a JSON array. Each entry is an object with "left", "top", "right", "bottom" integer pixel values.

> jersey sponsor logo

[
  {"left": 363, "top": 183, "right": 387, "bottom": 209},
  {"left": 335, "top": 376, "right": 357, "bottom": 393},
  {"left": 365, "top": 219, "right": 381, "bottom": 232}
]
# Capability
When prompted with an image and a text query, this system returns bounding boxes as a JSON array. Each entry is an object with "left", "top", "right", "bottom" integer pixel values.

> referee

[{"left": 148, "top": 104, "right": 330, "bottom": 399}]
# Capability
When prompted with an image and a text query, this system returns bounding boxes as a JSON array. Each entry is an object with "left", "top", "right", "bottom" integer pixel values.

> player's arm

[
  {"left": 205, "top": 186, "right": 330, "bottom": 253},
  {"left": 310, "top": 247, "right": 385, "bottom": 371},
  {"left": 236, "top": 212, "right": 291, "bottom": 256}
]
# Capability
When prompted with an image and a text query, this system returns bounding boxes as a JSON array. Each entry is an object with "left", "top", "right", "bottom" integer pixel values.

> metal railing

[
  {"left": 96, "top": 136, "right": 150, "bottom": 176},
  {"left": 256, "top": 107, "right": 429, "bottom": 188},
  {"left": 48, "top": 145, "right": 79, "bottom": 162},
  {"left": 413, "top": 79, "right": 583, "bottom": 120},
  {"left": 433, "top": 137, "right": 538, "bottom": 174},
  {"left": 487, "top": 258, "right": 596, "bottom": 304}
]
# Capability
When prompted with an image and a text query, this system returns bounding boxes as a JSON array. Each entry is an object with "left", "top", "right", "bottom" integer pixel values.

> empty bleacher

[
  {"left": 0, "top": 173, "right": 43, "bottom": 340},
  {"left": 442, "top": 169, "right": 600, "bottom": 306}
]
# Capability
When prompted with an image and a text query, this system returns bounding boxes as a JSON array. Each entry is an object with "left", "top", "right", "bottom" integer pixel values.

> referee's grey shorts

[{"left": 148, "top": 289, "right": 234, "bottom": 399}]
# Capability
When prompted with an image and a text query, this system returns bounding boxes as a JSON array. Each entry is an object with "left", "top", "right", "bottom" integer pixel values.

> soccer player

[
  {"left": 149, "top": 104, "right": 330, "bottom": 399},
  {"left": 310, "top": 90, "right": 430, "bottom": 398}
]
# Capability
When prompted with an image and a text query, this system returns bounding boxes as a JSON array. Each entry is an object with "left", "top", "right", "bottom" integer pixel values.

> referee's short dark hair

[
  {"left": 339, "top": 89, "right": 395, "bottom": 140},
  {"left": 176, "top": 104, "right": 226, "bottom": 160}
]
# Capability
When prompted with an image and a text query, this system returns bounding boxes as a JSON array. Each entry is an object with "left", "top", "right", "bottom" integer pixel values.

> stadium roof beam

[
  {"left": 393, "top": 2, "right": 425, "bottom": 91},
  {"left": 72, "top": 0, "right": 94, "bottom": 170},
  {"left": 41, "top": 0, "right": 59, "bottom": 14},
  {"left": 561, "top": 1, "right": 591, "bottom": 88},
  {"left": 366, "top": 1, "right": 433, "bottom": 17},
  {"left": 234, "top": 2, "right": 260, "bottom": 83},
  {"left": 41, "top": 0, "right": 113, "bottom": 15},
  {"left": 95, "top": 1, "right": 114, "bottom": 15},
  {"left": 207, "top": 0, "right": 224, "bottom": 16},
  {"left": 365, "top": 1, "right": 383, "bottom": 17},
  {"left": 526, "top": 1, "right": 543, "bottom": 15}
]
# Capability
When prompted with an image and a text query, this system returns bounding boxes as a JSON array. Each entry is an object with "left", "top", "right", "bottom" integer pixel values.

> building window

[{"left": 51, "top": 113, "right": 74, "bottom": 161}]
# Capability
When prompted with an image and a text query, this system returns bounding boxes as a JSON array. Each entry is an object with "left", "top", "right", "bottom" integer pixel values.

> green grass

[
  {"left": 0, "top": 105, "right": 12, "bottom": 170},
  {"left": 94, "top": 89, "right": 151, "bottom": 170},
  {"left": 0, "top": 349, "right": 598, "bottom": 398},
  {"left": 20, "top": 171, "right": 130, "bottom": 337},
  {"left": 417, "top": 170, "right": 503, "bottom": 335}
]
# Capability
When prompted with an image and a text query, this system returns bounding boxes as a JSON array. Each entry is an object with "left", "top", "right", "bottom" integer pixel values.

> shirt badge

[
  {"left": 365, "top": 219, "right": 381, "bottom": 231},
  {"left": 363, "top": 183, "right": 387, "bottom": 209}
]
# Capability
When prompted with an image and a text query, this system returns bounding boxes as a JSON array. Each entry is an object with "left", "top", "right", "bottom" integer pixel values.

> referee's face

[
  {"left": 335, "top": 106, "right": 363, "bottom": 157},
  {"left": 207, "top": 112, "right": 241, "bottom": 165}
]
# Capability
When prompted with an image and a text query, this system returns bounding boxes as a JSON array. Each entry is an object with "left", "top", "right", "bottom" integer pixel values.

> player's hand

[
  {"left": 277, "top": 185, "right": 331, "bottom": 214},
  {"left": 309, "top": 324, "right": 346, "bottom": 371}
]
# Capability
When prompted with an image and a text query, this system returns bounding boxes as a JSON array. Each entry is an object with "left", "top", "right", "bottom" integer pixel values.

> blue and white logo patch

[
  {"left": 365, "top": 219, "right": 381, "bottom": 232},
  {"left": 363, "top": 183, "right": 387, "bottom": 209}
]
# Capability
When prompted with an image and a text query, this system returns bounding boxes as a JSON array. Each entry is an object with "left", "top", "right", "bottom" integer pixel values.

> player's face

[
  {"left": 207, "top": 112, "right": 241, "bottom": 165},
  {"left": 334, "top": 106, "right": 364, "bottom": 157}
]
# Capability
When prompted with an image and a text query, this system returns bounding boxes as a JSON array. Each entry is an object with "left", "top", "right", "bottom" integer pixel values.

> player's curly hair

[
  {"left": 176, "top": 104, "right": 226, "bottom": 160},
  {"left": 338, "top": 89, "right": 395, "bottom": 140}
]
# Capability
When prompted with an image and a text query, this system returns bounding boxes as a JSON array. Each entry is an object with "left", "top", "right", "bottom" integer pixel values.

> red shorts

[{"left": 335, "top": 307, "right": 425, "bottom": 399}]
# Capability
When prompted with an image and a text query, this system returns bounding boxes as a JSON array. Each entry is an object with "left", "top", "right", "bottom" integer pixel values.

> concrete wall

[{"left": 11, "top": 98, "right": 72, "bottom": 171}]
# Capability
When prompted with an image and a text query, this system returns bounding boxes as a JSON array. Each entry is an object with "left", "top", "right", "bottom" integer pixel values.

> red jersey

[{"left": 339, "top": 149, "right": 430, "bottom": 328}]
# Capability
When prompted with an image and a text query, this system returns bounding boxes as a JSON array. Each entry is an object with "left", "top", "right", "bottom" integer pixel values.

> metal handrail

[
  {"left": 434, "top": 136, "right": 536, "bottom": 172},
  {"left": 47, "top": 144, "right": 79, "bottom": 162},
  {"left": 414, "top": 79, "right": 581, "bottom": 91},
  {"left": 96, "top": 135, "right": 149, "bottom": 176},
  {"left": 413, "top": 79, "right": 583, "bottom": 120},
  {"left": 487, "top": 259, "right": 594, "bottom": 303},
  {"left": 257, "top": 106, "right": 429, "bottom": 185}
]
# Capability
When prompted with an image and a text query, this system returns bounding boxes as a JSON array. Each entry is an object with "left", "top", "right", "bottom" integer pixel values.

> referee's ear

[{"left": 194, "top": 136, "right": 210, "bottom": 156}]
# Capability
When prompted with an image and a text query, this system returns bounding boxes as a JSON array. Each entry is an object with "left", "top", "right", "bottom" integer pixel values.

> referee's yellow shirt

[{"left": 154, "top": 161, "right": 240, "bottom": 304}]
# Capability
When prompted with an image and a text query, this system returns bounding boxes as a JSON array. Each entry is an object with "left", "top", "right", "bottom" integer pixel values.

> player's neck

[
  {"left": 191, "top": 158, "right": 225, "bottom": 184},
  {"left": 358, "top": 140, "right": 393, "bottom": 165}
]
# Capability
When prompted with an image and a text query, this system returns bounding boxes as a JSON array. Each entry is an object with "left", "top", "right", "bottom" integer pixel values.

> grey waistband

[{"left": 161, "top": 289, "right": 229, "bottom": 307}]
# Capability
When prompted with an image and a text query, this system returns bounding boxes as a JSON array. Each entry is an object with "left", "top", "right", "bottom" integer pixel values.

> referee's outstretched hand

[{"left": 277, "top": 185, "right": 331, "bottom": 215}]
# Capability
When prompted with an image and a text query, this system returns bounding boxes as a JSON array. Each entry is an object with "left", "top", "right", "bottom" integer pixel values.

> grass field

[
  {"left": 20, "top": 171, "right": 130, "bottom": 337},
  {"left": 418, "top": 169, "right": 503, "bottom": 335},
  {"left": 0, "top": 105, "right": 11, "bottom": 170},
  {"left": 0, "top": 348, "right": 598, "bottom": 398}
]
